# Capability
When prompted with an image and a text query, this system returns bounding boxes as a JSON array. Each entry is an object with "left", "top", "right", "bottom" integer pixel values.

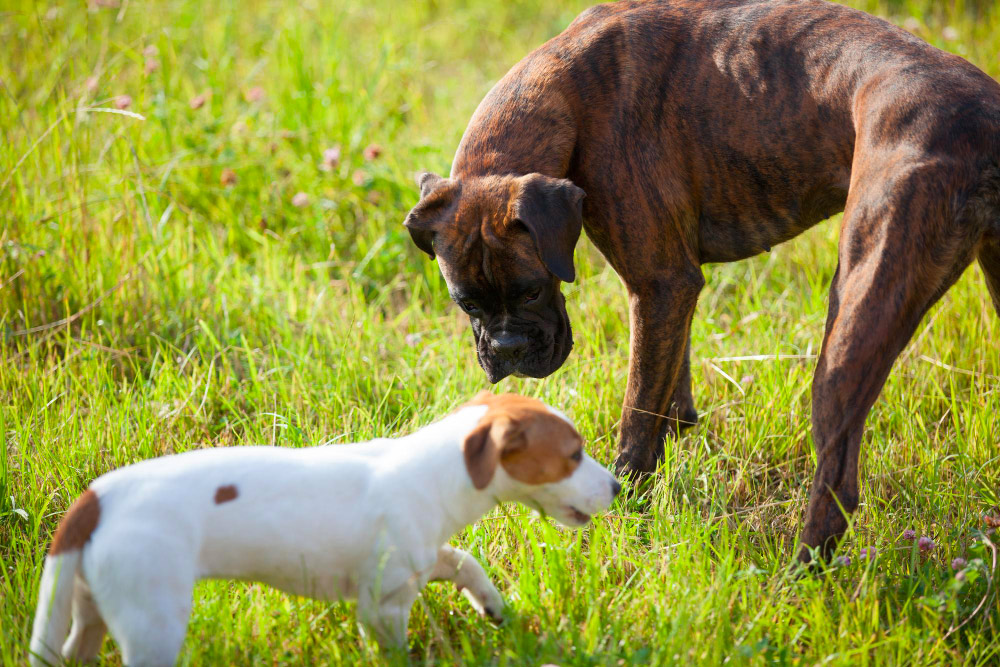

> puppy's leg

[
  {"left": 799, "top": 162, "right": 982, "bottom": 561},
  {"left": 429, "top": 545, "right": 503, "bottom": 623},
  {"left": 85, "top": 538, "right": 195, "bottom": 666},
  {"left": 616, "top": 267, "right": 704, "bottom": 476},
  {"left": 104, "top": 591, "right": 191, "bottom": 666},
  {"left": 62, "top": 576, "right": 106, "bottom": 663}
]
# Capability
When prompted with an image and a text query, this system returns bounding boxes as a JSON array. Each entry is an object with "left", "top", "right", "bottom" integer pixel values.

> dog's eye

[
  {"left": 457, "top": 299, "right": 481, "bottom": 315},
  {"left": 570, "top": 449, "right": 583, "bottom": 463},
  {"left": 523, "top": 288, "right": 542, "bottom": 303}
]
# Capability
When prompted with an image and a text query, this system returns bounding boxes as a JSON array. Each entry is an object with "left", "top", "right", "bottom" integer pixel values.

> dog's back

[
  {"left": 92, "top": 446, "right": 393, "bottom": 587},
  {"left": 455, "top": 0, "right": 1000, "bottom": 262}
]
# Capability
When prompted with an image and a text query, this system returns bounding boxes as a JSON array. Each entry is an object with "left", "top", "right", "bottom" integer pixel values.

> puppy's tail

[
  {"left": 30, "top": 488, "right": 101, "bottom": 666},
  {"left": 29, "top": 550, "right": 80, "bottom": 666}
]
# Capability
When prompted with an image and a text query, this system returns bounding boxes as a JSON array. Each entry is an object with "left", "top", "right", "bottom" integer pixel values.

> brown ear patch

[
  {"left": 214, "top": 484, "right": 239, "bottom": 504},
  {"left": 462, "top": 393, "right": 583, "bottom": 487},
  {"left": 463, "top": 418, "right": 501, "bottom": 490},
  {"left": 49, "top": 489, "right": 101, "bottom": 556}
]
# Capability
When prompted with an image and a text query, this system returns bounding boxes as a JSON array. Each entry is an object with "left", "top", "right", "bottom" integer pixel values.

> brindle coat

[{"left": 405, "top": 0, "right": 1000, "bottom": 560}]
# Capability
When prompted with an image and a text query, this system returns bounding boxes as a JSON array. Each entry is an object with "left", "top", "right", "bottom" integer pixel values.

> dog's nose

[
  {"left": 490, "top": 331, "right": 529, "bottom": 359},
  {"left": 610, "top": 478, "right": 622, "bottom": 498}
]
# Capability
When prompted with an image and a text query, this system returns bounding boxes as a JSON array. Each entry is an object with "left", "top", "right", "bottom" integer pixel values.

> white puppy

[{"left": 30, "top": 392, "right": 620, "bottom": 665}]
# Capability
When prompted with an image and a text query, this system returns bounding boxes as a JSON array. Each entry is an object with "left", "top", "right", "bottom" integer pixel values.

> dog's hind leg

[
  {"left": 85, "top": 537, "right": 195, "bottom": 666},
  {"left": 978, "top": 237, "right": 1000, "bottom": 317},
  {"left": 798, "top": 161, "right": 982, "bottom": 562},
  {"left": 99, "top": 581, "right": 192, "bottom": 666},
  {"left": 61, "top": 576, "right": 107, "bottom": 663},
  {"left": 429, "top": 545, "right": 504, "bottom": 623}
]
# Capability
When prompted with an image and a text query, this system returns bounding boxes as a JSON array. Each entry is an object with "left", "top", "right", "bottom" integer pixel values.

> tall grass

[{"left": 2, "top": 0, "right": 999, "bottom": 663}]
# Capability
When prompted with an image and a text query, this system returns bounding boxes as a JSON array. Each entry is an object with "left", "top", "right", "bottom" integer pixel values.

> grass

[{"left": 2, "top": 0, "right": 999, "bottom": 663}]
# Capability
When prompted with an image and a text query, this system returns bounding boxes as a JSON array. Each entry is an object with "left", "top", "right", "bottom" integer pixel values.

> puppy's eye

[
  {"left": 570, "top": 449, "right": 583, "bottom": 463},
  {"left": 523, "top": 288, "right": 542, "bottom": 304}
]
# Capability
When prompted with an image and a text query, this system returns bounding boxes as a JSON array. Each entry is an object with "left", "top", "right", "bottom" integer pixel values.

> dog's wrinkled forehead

[
  {"left": 436, "top": 178, "right": 549, "bottom": 289},
  {"left": 465, "top": 391, "right": 583, "bottom": 485},
  {"left": 406, "top": 171, "right": 584, "bottom": 286}
]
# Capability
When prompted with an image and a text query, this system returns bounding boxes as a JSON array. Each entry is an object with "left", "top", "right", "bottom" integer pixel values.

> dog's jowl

[{"left": 405, "top": 0, "right": 1000, "bottom": 560}]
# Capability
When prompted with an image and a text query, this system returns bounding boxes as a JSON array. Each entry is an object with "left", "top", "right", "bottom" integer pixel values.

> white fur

[{"left": 30, "top": 403, "right": 618, "bottom": 665}]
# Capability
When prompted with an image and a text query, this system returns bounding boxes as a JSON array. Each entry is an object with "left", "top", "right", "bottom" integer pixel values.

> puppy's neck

[{"left": 394, "top": 405, "right": 508, "bottom": 541}]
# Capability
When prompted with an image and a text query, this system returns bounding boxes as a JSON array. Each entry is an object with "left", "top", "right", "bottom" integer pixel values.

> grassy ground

[{"left": 3, "top": 0, "right": 1000, "bottom": 663}]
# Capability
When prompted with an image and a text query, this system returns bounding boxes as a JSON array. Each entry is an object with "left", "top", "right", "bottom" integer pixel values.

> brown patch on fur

[
  {"left": 462, "top": 392, "right": 582, "bottom": 489},
  {"left": 49, "top": 489, "right": 101, "bottom": 555},
  {"left": 214, "top": 485, "right": 239, "bottom": 504}
]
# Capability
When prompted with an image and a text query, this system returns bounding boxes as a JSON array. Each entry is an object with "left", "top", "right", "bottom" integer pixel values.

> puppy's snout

[
  {"left": 610, "top": 478, "right": 622, "bottom": 498},
  {"left": 490, "top": 331, "right": 529, "bottom": 359}
]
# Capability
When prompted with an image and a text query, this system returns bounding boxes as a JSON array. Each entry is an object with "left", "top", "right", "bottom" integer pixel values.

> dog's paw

[
  {"left": 481, "top": 585, "right": 505, "bottom": 624},
  {"left": 460, "top": 584, "right": 505, "bottom": 625},
  {"left": 483, "top": 603, "right": 505, "bottom": 625}
]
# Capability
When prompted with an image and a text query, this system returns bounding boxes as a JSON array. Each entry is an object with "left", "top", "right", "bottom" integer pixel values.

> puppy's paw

[
  {"left": 460, "top": 584, "right": 505, "bottom": 625},
  {"left": 483, "top": 604, "right": 505, "bottom": 625},
  {"left": 482, "top": 591, "right": 505, "bottom": 625}
]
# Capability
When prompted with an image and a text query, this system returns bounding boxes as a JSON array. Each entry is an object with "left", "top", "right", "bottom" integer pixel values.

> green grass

[{"left": 3, "top": 0, "right": 1000, "bottom": 663}]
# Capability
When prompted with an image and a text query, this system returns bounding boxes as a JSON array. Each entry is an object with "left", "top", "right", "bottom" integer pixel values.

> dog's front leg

[
  {"left": 663, "top": 334, "right": 698, "bottom": 438},
  {"left": 616, "top": 270, "right": 703, "bottom": 476},
  {"left": 429, "top": 545, "right": 504, "bottom": 623}
]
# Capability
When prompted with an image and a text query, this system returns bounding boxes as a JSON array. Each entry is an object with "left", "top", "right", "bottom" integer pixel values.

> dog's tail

[
  {"left": 30, "top": 489, "right": 101, "bottom": 666},
  {"left": 29, "top": 550, "right": 81, "bottom": 666}
]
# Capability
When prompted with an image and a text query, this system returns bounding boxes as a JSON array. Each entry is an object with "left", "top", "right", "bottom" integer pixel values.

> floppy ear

[
  {"left": 463, "top": 414, "right": 521, "bottom": 490},
  {"left": 403, "top": 172, "right": 458, "bottom": 259},
  {"left": 513, "top": 173, "right": 586, "bottom": 283}
]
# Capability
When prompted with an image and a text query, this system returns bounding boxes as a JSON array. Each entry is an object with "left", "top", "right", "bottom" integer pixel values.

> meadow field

[{"left": 3, "top": 0, "right": 1000, "bottom": 663}]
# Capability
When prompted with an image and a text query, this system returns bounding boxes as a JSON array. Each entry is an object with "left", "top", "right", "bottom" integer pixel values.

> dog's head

[
  {"left": 404, "top": 172, "right": 585, "bottom": 383},
  {"left": 459, "top": 392, "right": 619, "bottom": 527}
]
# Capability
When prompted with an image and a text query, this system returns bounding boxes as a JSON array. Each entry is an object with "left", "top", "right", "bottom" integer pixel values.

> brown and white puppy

[
  {"left": 405, "top": 0, "right": 1000, "bottom": 560},
  {"left": 30, "top": 393, "right": 620, "bottom": 665}
]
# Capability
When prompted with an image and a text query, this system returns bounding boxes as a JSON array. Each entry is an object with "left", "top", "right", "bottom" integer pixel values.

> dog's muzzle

[
  {"left": 489, "top": 331, "right": 530, "bottom": 361},
  {"left": 479, "top": 330, "right": 559, "bottom": 383}
]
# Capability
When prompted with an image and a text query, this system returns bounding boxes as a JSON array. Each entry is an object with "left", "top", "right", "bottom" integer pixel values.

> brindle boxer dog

[{"left": 404, "top": 0, "right": 1000, "bottom": 561}]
